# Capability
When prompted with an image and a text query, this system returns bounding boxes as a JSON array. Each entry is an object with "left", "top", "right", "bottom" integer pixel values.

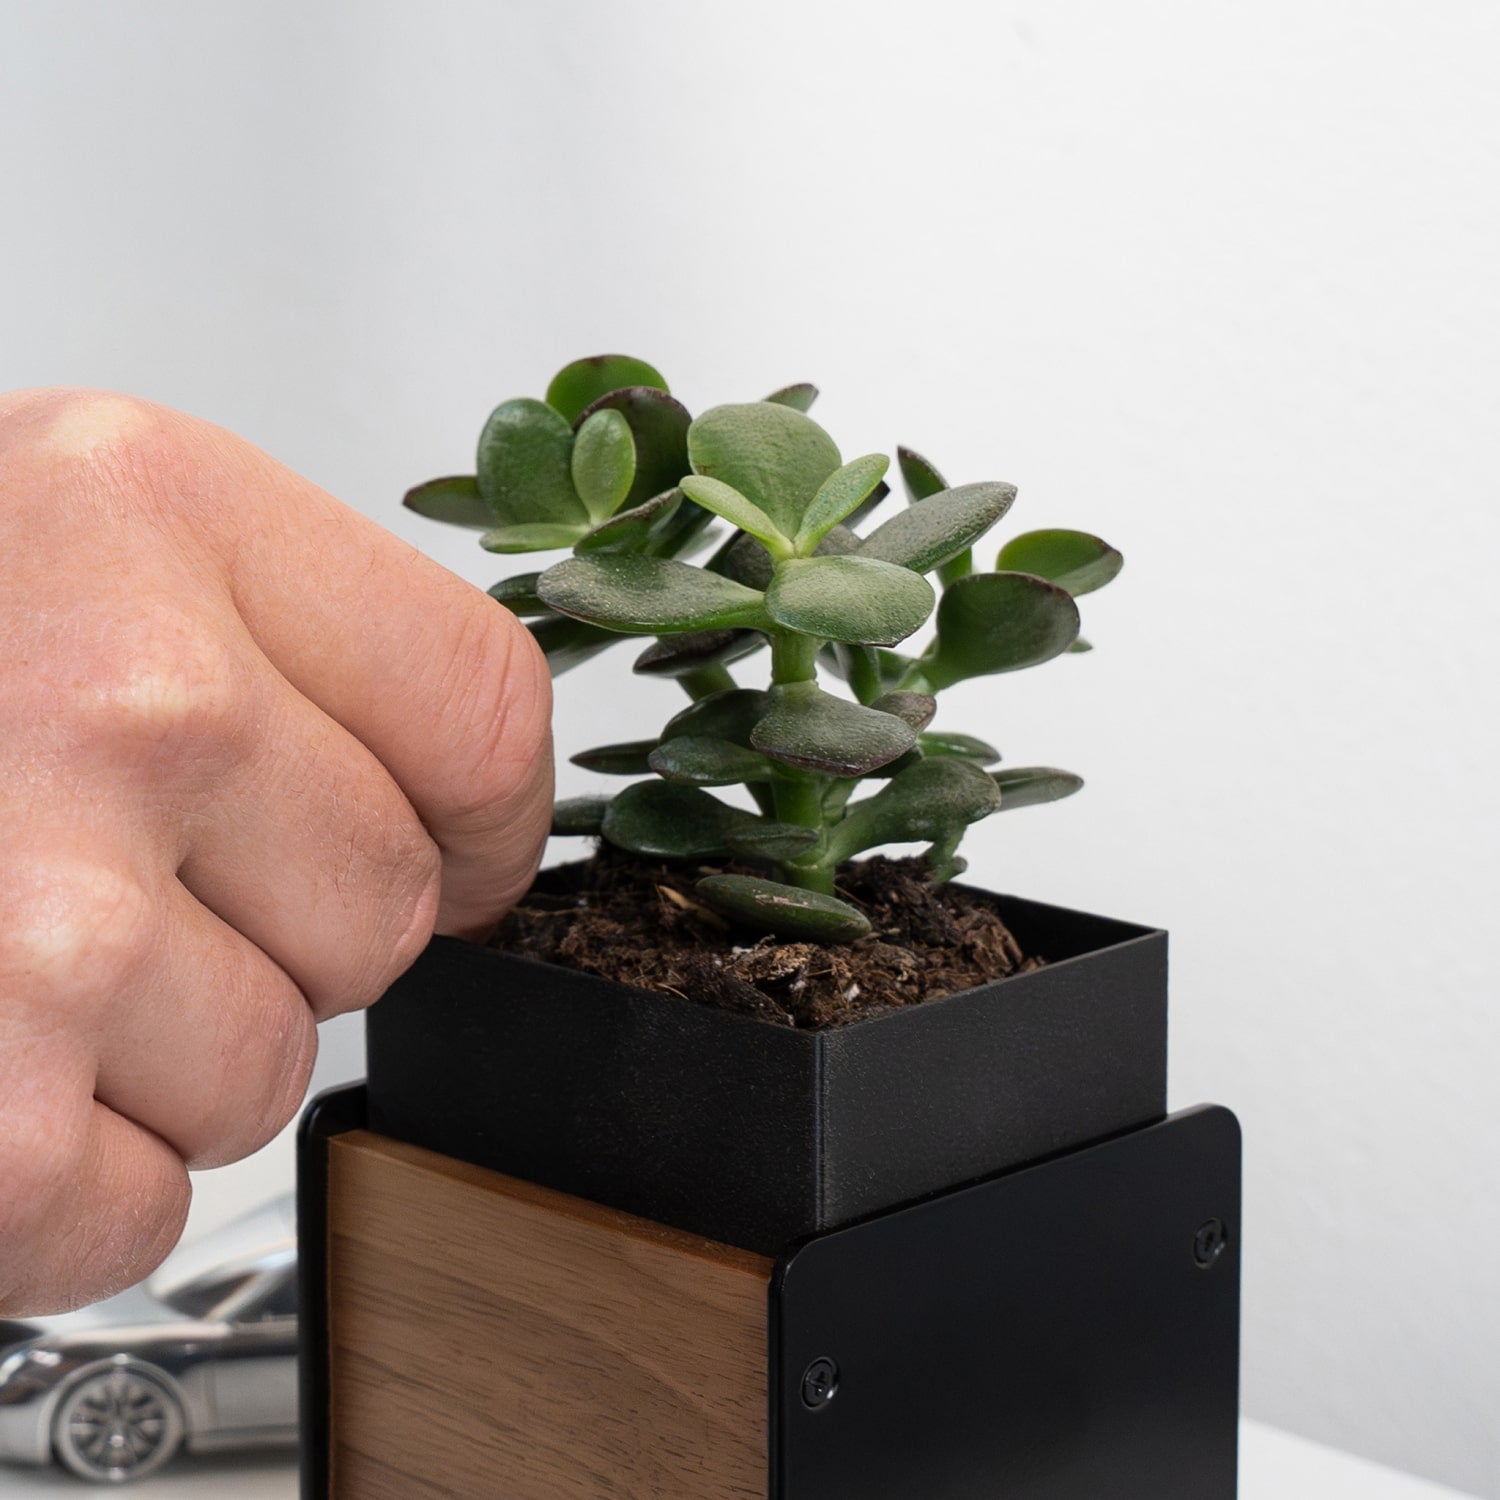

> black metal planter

[{"left": 299, "top": 883, "right": 1241, "bottom": 1499}]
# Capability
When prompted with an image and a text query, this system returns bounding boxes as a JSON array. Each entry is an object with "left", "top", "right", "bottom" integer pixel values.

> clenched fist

[{"left": 0, "top": 390, "right": 554, "bottom": 1314}]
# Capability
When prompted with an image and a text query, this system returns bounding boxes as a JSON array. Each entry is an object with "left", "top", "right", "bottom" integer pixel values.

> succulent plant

[{"left": 405, "top": 354, "right": 1122, "bottom": 944}]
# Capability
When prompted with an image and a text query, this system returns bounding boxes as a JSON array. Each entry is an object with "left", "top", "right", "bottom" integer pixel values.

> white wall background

[{"left": 3, "top": 2, "right": 1498, "bottom": 1493}]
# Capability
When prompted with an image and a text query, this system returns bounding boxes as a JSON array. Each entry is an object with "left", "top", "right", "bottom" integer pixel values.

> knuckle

[
  {"left": 79, "top": 613, "right": 256, "bottom": 769},
  {"left": 1, "top": 390, "right": 235, "bottom": 558},
  {"left": 0, "top": 860, "right": 159, "bottom": 1013},
  {"left": 1, "top": 388, "right": 166, "bottom": 488}
]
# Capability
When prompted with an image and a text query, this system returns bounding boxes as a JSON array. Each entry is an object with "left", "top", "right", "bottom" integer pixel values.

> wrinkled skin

[{"left": 0, "top": 390, "right": 553, "bottom": 1315}]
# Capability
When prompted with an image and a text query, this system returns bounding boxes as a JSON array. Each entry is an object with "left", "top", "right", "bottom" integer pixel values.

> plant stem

[
  {"left": 925, "top": 830, "right": 966, "bottom": 883},
  {"left": 938, "top": 550, "right": 974, "bottom": 588},
  {"left": 821, "top": 776, "right": 858, "bottom": 819},
  {"left": 765, "top": 630, "right": 835, "bottom": 891},
  {"left": 770, "top": 631, "right": 819, "bottom": 685},
  {"left": 845, "top": 646, "right": 883, "bottom": 705},
  {"left": 894, "top": 657, "right": 936, "bottom": 694},
  {"left": 677, "top": 662, "right": 736, "bottom": 700},
  {"left": 770, "top": 768, "right": 835, "bottom": 893}
]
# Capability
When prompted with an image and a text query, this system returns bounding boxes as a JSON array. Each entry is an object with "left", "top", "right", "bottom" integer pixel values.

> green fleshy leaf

[
  {"left": 679, "top": 475, "right": 791, "bottom": 555},
  {"left": 793, "top": 454, "right": 891, "bottom": 554},
  {"left": 922, "top": 572, "right": 1080, "bottom": 690},
  {"left": 481, "top": 521, "right": 590, "bottom": 553},
  {"left": 1069, "top": 636, "right": 1094, "bottom": 654},
  {"left": 688, "top": 403, "right": 842, "bottom": 540},
  {"left": 573, "top": 488, "right": 683, "bottom": 554},
  {"left": 869, "top": 691, "right": 937, "bottom": 731},
  {"left": 814, "top": 525, "right": 863, "bottom": 557},
  {"left": 750, "top": 681, "right": 916, "bottom": 776},
  {"left": 551, "top": 795, "right": 611, "bottom": 836},
  {"left": 826, "top": 757, "right": 1002, "bottom": 865},
  {"left": 477, "top": 398, "right": 589, "bottom": 528},
  {"left": 897, "top": 445, "right": 949, "bottom": 503},
  {"left": 764, "top": 556, "right": 935, "bottom": 646},
  {"left": 648, "top": 735, "right": 774, "bottom": 785},
  {"left": 601, "top": 781, "right": 751, "bottom": 859},
  {"left": 527, "top": 613, "right": 622, "bottom": 675},
  {"left": 486, "top": 573, "right": 547, "bottom": 616},
  {"left": 403, "top": 475, "right": 493, "bottom": 529},
  {"left": 576, "top": 387, "right": 693, "bottom": 512},
  {"left": 633, "top": 628, "right": 763, "bottom": 678},
  {"left": 877, "top": 649, "right": 912, "bottom": 687},
  {"left": 724, "top": 822, "right": 821, "bottom": 862},
  {"left": 570, "top": 740, "right": 658, "bottom": 775},
  {"left": 821, "top": 643, "right": 884, "bottom": 704},
  {"left": 537, "top": 554, "right": 768, "bottom": 634},
  {"left": 862, "top": 748, "right": 922, "bottom": 781},
  {"left": 918, "top": 730, "right": 1001, "bottom": 764},
  {"left": 847, "top": 480, "right": 892, "bottom": 529},
  {"left": 546, "top": 354, "right": 668, "bottom": 423},
  {"left": 570, "top": 408, "right": 636, "bottom": 522},
  {"left": 695, "top": 874, "right": 871, "bottom": 942},
  {"left": 661, "top": 687, "right": 771, "bottom": 747},
  {"left": 992, "top": 766, "right": 1085, "bottom": 809},
  {"left": 709, "top": 530, "right": 776, "bottom": 590},
  {"left": 645, "top": 494, "right": 717, "bottom": 560},
  {"left": 762, "top": 382, "right": 819, "bottom": 413},
  {"left": 859, "top": 482, "right": 1017, "bottom": 574},
  {"left": 996, "top": 530, "right": 1124, "bottom": 596}
]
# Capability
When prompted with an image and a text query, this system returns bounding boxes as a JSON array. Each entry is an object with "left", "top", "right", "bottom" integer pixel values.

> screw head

[
  {"left": 1193, "top": 1217, "right": 1228, "bottom": 1268},
  {"left": 800, "top": 1356, "right": 840, "bottom": 1410}
]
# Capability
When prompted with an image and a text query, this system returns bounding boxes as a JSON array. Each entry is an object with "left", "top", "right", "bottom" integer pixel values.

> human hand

[{"left": 0, "top": 390, "right": 553, "bottom": 1314}]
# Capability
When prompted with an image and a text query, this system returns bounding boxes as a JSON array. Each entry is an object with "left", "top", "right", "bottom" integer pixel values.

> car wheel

[{"left": 53, "top": 1363, "right": 185, "bottom": 1484}]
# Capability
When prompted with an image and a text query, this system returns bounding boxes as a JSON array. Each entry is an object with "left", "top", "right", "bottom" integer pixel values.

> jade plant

[{"left": 405, "top": 354, "right": 1122, "bottom": 944}]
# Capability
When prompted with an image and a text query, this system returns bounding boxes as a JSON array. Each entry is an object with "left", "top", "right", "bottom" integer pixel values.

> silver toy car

[{"left": 0, "top": 1195, "right": 298, "bottom": 1483}]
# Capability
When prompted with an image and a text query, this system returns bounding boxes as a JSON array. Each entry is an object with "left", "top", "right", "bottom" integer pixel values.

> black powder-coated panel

[
  {"left": 772, "top": 1106, "right": 1241, "bottom": 1500},
  {"left": 366, "top": 937, "right": 822, "bottom": 1252},
  {"left": 295, "top": 1084, "right": 367, "bottom": 1500},
  {"left": 818, "top": 914, "right": 1168, "bottom": 1226},
  {"left": 366, "top": 889, "right": 1167, "bottom": 1256}
]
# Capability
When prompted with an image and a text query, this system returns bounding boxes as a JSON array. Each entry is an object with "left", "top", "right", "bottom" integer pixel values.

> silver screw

[
  {"left": 1193, "top": 1217, "right": 1228, "bottom": 1268},
  {"left": 800, "top": 1357, "right": 839, "bottom": 1410}
]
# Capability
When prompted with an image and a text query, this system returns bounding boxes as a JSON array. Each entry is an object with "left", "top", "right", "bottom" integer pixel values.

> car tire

[{"left": 52, "top": 1363, "right": 186, "bottom": 1484}]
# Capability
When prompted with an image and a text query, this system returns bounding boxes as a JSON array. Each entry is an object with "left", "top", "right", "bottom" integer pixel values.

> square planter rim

[{"left": 454, "top": 874, "right": 1166, "bottom": 1038}]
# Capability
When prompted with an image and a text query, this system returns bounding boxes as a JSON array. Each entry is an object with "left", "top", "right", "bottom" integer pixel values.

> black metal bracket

[
  {"left": 296, "top": 1083, "right": 366, "bottom": 1500},
  {"left": 769, "top": 1104, "right": 1242, "bottom": 1499}
]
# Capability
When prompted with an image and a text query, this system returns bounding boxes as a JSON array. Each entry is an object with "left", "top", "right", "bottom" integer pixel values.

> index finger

[{"left": 135, "top": 399, "right": 554, "bottom": 940}]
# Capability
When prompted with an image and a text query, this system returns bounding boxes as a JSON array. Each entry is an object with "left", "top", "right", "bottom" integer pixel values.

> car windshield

[
  {"left": 157, "top": 1269, "right": 262, "bottom": 1321},
  {"left": 147, "top": 1193, "right": 296, "bottom": 1319}
]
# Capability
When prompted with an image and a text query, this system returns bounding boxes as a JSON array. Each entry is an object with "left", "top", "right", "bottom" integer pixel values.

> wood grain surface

[{"left": 325, "top": 1130, "right": 772, "bottom": 1499}]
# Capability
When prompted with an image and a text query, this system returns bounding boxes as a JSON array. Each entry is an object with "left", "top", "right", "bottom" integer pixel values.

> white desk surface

[{"left": 0, "top": 1421, "right": 1481, "bottom": 1497}]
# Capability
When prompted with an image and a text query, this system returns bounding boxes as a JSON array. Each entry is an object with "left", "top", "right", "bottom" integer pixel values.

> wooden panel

[{"left": 327, "top": 1130, "right": 772, "bottom": 1499}]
